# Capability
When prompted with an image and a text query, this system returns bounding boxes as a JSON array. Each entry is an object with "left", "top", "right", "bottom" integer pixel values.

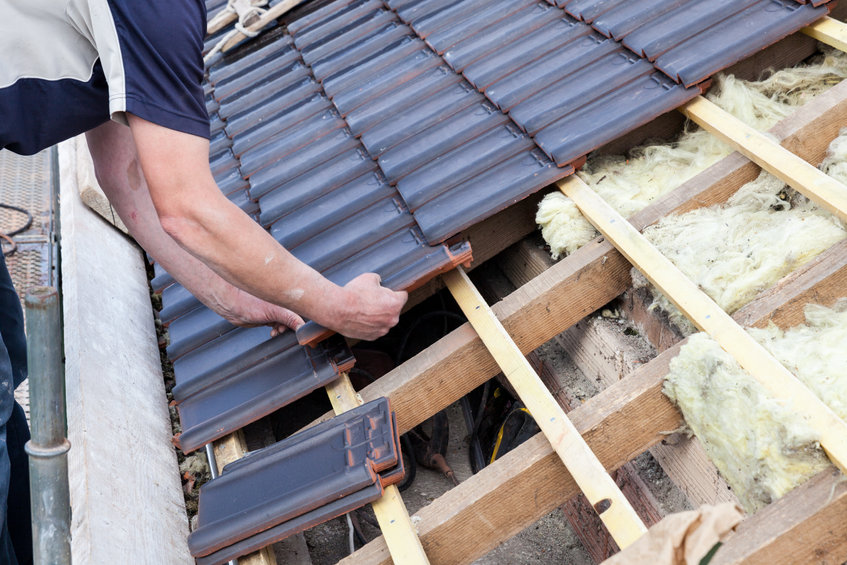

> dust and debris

[{"left": 148, "top": 267, "right": 210, "bottom": 528}]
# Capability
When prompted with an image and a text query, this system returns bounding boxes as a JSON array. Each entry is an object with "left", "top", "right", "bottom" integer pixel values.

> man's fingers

[
  {"left": 361, "top": 272, "right": 382, "bottom": 286},
  {"left": 282, "top": 310, "right": 306, "bottom": 330}
]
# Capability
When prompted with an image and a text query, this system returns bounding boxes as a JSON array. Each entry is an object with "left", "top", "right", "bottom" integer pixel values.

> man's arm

[
  {"left": 89, "top": 116, "right": 406, "bottom": 340},
  {"left": 86, "top": 120, "right": 305, "bottom": 336}
]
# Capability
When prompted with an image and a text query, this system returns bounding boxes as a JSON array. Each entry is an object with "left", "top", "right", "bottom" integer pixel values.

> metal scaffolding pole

[{"left": 24, "top": 286, "right": 71, "bottom": 565}]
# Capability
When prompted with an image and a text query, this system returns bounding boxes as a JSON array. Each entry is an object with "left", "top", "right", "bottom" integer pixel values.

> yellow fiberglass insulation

[
  {"left": 663, "top": 300, "right": 847, "bottom": 512},
  {"left": 626, "top": 124, "right": 847, "bottom": 333},
  {"left": 537, "top": 48, "right": 847, "bottom": 259},
  {"left": 634, "top": 165, "right": 847, "bottom": 333}
]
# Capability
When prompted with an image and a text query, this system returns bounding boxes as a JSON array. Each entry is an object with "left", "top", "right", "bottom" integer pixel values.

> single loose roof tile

[{"left": 189, "top": 398, "right": 402, "bottom": 562}]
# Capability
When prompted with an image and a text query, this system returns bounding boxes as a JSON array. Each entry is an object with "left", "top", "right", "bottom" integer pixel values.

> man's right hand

[{"left": 335, "top": 273, "right": 408, "bottom": 341}]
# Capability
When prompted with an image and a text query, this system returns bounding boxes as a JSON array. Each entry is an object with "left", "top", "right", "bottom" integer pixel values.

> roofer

[{"left": 0, "top": 1, "right": 408, "bottom": 562}]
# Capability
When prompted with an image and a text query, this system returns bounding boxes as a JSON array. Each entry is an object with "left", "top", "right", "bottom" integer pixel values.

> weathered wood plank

[
  {"left": 711, "top": 468, "right": 847, "bottom": 565},
  {"left": 532, "top": 352, "right": 664, "bottom": 563}
]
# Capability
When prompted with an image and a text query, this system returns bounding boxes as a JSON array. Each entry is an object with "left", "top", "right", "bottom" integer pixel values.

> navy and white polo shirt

[{"left": 0, "top": 0, "right": 210, "bottom": 156}]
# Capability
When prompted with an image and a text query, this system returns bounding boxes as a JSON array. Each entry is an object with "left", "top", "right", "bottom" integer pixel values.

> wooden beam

[
  {"left": 802, "top": 16, "right": 847, "bottom": 53},
  {"left": 498, "top": 230, "right": 737, "bottom": 510},
  {"left": 711, "top": 468, "right": 847, "bottom": 565},
  {"left": 559, "top": 175, "right": 847, "bottom": 474},
  {"left": 370, "top": 235, "right": 633, "bottom": 435},
  {"left": 443, "top": 267, "right": 647, "bottom": 548},
  {"left": 343, "top": 225, "right": 847, "bottom": 565},
  {"left": 679, "top": 96, "right": 847, "bottom": 223},
  {"left": 325, "top": 374, "right": 430, "bottom": 565},
  {"left": 735, "top": 238, "right": 847, "bottom": 330}
]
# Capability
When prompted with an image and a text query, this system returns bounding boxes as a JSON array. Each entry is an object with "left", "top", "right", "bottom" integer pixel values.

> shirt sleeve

[{"left": 94, "top": 0, "right": 210, "bottom": 139}]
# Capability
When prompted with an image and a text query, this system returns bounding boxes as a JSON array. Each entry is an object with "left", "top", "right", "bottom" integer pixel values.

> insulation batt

[
  {"left": 664, "top": 300, "right": 847, "bottom": 513},
  {"left": 636, "top": 166, "right": 846, "bottom": 333},
  {"left": 537, "top": 48, "right": 847, "bottom": 259}
]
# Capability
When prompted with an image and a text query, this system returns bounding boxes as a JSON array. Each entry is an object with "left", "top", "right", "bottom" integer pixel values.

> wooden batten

[
  {"left": 803, "top": 16, "right": 847, "bottom": 53},
  {"left": 680, "top": 96, "right": 847, "bottom": 222},
  {"left": 444, "top": 267, "right": 647, "bottom": 548}
]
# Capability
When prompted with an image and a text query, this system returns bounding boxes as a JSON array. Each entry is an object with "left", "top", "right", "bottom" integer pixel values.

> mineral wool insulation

[
  {"left": 664, "top": 300, "right": 847, "bottom": 513},
  {"left": 538, "top": 48, "right": 847, "bottom": 258},
  {"left": 633, "top": 161, "right": 847, "bottom": 333}
]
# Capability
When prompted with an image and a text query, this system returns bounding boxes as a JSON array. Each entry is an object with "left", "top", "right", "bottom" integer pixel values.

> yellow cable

[{"left": 489, "top": 407, "right": 531, "bottom": 464}]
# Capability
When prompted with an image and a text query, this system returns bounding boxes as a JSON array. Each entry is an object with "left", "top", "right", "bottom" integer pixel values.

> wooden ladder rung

[
  {"left": 443, "top": 267, "right": 648, "bottom": 549},
  {"left": 558, "top": 175, "right": 847, "bottom": 475}
]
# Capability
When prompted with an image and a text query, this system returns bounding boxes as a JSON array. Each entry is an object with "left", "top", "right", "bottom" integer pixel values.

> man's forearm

[
  {"left": 87, "top": 124, "right": 268, "bottom": 318},
  {"left": 157, "top": 187, "right": 351, "bottom": 326},
  {"left": 125, "top": 114, "right": 406, "bottom": 340}
]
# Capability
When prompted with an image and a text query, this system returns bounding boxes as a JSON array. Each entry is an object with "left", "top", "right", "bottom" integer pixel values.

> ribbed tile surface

[
  {"left": 284, "top": 0, "right": 573, "bottom": 242},
  {"left": 158, "top": 0, "right": 831, "bottom": 452},
  {"left": 391, "top": 0, "right": 700, "bottom": 173},
  {"left": 190, "top": 398, "right": 402, "bottom": 564}
]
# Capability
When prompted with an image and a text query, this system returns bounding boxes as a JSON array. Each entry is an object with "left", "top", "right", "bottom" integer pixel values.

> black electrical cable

[
  {"left": 396, "top": 434, "right": 416, "bottom": 492},
  {"left": 0, "top": 203, "right": 34, "bottom": 256},
  {"left": 393, "top": 309, "right": 467, "bottom": 490}
]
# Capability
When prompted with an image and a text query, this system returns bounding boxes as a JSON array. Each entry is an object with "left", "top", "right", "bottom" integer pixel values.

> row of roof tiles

[
  {"left": 156, "top": 0, "right": 836, "bottom": 558},
  {"left": 158, "top": 0, "right": 831, "bottom": 470}
]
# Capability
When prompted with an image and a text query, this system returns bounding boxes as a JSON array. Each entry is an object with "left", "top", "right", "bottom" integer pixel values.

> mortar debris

[{"left": 147, "top": 262, "right": 210, "bottom": 528}]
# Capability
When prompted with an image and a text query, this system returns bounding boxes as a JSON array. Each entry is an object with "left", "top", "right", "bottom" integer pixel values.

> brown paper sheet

[{"left": 604, "top": 503, "right": 743, "bottom": 565}]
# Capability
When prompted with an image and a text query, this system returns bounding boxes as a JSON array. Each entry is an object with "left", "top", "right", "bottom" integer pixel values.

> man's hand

[
  {"left": 216, "top": 287, "right": 305, "bottom": 337},
  {"left": 337, "top": 273, "right": 408, "bottom": 341},
  {"left": 90, "top": 116, "right": 408, "bottom": 342}
]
